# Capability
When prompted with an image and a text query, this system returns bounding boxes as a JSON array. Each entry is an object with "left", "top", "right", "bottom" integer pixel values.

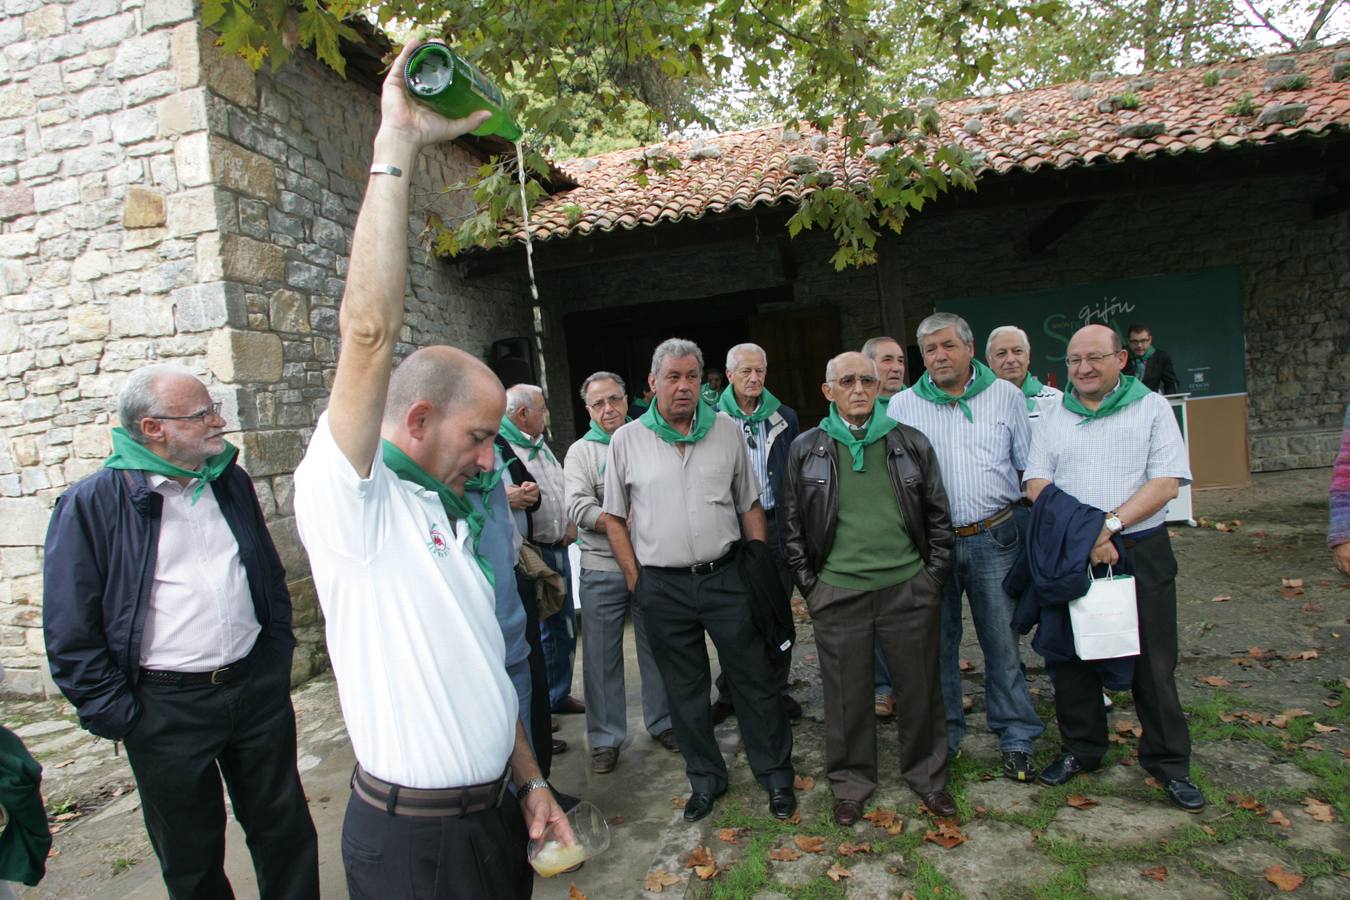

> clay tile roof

[{"left": 507, "top": 43, "right": 1349, "bottom": 244}]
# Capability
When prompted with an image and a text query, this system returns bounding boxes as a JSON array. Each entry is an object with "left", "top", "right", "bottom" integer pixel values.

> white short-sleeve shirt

[{"left": 293, "top": 414, "right": 517, "bottom": 789}]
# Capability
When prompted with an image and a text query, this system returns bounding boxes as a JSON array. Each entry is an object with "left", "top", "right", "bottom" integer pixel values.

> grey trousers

[
  {"left": 580, "top": 567, "right": 672, "bottom": 750},
  {"left": 810, "top": 574, "right": 948, "bottom": 802}
]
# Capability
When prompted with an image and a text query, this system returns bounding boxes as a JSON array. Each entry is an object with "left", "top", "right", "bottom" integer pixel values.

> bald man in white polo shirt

[{"left": 292, "top": 41, "right": 563, "bottom": 898}]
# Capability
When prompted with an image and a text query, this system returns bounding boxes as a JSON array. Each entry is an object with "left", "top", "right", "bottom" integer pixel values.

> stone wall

[
  {"left": 0, "top": 0, "right": 532, "bottom": 696},
  {"left": 531, "top": 165, "right": 1348, "bottom": 467}
]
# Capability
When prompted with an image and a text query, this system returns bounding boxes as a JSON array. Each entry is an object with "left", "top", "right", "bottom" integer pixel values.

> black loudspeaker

[{"left": 489, "top": 337, "right": 536, "bottom": 388}]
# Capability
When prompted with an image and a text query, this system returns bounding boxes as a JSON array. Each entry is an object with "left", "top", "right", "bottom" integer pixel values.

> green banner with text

[{"left": 941, "top": 267, "right": 1246, "bottom": 398}]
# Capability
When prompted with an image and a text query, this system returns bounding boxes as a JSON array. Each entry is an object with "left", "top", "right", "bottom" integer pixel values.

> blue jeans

[
  {"left": 940, "top": 517, "right": 1043, "bottom": 754},
  {"left": 537, "top": 544, "right": 577, "bottom": 710},
  {"left": 874, "top": 642, "right": 893, "bottom": 694}
]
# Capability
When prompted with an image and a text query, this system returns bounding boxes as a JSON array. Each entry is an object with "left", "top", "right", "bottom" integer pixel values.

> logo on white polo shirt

[{"left": 428, "top": 524, "right": 450, "bottom": 558}]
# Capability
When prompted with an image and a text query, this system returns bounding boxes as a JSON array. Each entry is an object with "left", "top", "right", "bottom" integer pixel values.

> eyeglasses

[
  {"left": 585, "top": 395, "right": 626, "bottom": 411},
  {"left": 1065, "top": 353, "right": 1118, "bottom": 368},
  {"left": 831, "top": 374, "right": 879, "bottom": 388},
  {"left": 148, "top": 401, "right": 222, "bottom": 423}
]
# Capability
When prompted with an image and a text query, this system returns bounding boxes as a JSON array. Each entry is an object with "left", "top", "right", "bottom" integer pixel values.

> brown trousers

[{"left": 810, "top": 573, "right": 948, "bottom": 802}]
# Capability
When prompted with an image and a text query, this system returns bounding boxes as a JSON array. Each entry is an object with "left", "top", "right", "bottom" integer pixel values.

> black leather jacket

[{"left": 781, "top": 423, "right": 954, "bottom": 596}]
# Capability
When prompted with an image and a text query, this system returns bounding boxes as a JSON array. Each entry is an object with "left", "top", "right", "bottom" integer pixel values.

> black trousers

[
  {"left": 637, "top": 560, "right": 794, "bottom": 795},
  {"left": 516, "top": 569, "right": 552, "bottom": 778},
  {"left": 1053, "top": 529, "right": 1192, "bottom": 780},
  {"left": 341, "top": 791, "right": 531, "bottom": 899},
  {"left": 715, "top": 513, "right": 794, "bottom": 704},
  {"left": 121, "top": 639, "right": 318, "bottom": 900}
]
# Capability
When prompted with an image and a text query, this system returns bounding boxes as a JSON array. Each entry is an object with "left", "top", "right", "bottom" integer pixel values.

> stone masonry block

[
  {"left": 174, "top": 131, "right": 210, "bottom": 186},
  {"left": 71, "top": 250, "right": 112, "bottom": 281},
  {"left": 67, "top": 0, "right": 120, "bottom": 26},
  {"left": 110, "top": 32, "right": 171, "bottom": 80},
  {"left": 210, "top": 136, "right": 277, "bottom": 202},
  {"left": 0, "top": 497, "right": 50, "bottom": 546},
  {"left": 0, "top": 184, "right": 34, "bottom": 221},
  {"left": 269, "top": 289, "right": 310, "bottom": 333},
  {"left": 208, "top": 329, "right": 284, "bottom": 383},
  {"left": 123, "top": 187, "right": 166, "bottom": 228},
  {"left": 111, "top": 105, "right": 159, "bottom": 145},
  {"left": 171, "top": 281, "right": 245, "bottom": 332},
  {"left": 158, "top": 87, "right": 207, "bottom": 136},
  {"left": 200, "top": 38, "right": 257, "bottom": 109},
  {"left": 67, "top": 306, "right": 110, "bottom": 341},
  {"left": 220, "top": 234, "right": 284, "bottom": 285},
  {"left": 23, "top": 5, "right": 65, "bottom": 37},
  {"left": 142, "top": 0, "right": 195, "bottom": 30},
  {"left": 0, "top": 84, "right": 36, "bottom": 117},
  {"left": 109, "top": 294, "right": 175, "bottom": 337},
  {"left": 238, "top": 430, "right": 305, "bottom": 477},
  {"left": 166, "top": 186, "right": 218, "bottom": 236},
  {"left": 170, "top": 22, "right": 201, "bottom": 89}
]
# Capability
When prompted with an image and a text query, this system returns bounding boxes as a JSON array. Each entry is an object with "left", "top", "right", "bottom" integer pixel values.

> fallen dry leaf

[
  {"left": 959, "top": 659, "right": 974, "bottom": 672},
  {"left": 1270, "top": 708, "right": 1314, "bottom": 729},
  {"left": 51, "top": 759, "right": 75, "bottom": 769},
  {"left": 1284, "top": 649, "right": 1319, "bottom": 661},
  {"left": 768, "top": 846, "right": 802, "bottom": 862},
  {"left": 1301, "top": 602, "right": 1324, "bottom": 613},
  {"left": 683, "top": 847, "right": 713, "bottom": 868},
  {"left": 1248, "top": 646, "right": 1271, "bottom": 659},
  {"left": 694, "top": 862, "right": 718, "bottom": 881},
  {"left": 1324, "top": 699, "right": 1343, "bottom": 708},
  {"left": 863, "top": 808, "right": 905, "bottom": 835},
  {"left": 1201, "top": 824, "right": 1216, "bottom": 836},
  {"left": 568, "top": 884, "right": 587, "bottom": 900},
  {"left": 794, "top": 835, "right": 828, "bottom": 854},
  {"left": 607, "top": 815, "right": 625, "bottom": 826},
  {"left": 1314, "top": 722, "right": 1340, "bottom": 733},
  {"left": 671, "top": 796, "right": 687, "bottom": 809},
  {"left": 1267, "top": 809, "right": 1292, "bottom": 828},
  {"left": 1145, "top": 777, "right": 1162, "bottom": 789},
  {"left": 1211, "top": 594, "right": 1232, "bottom": 602},
  {"left": 962, "top": 695, "right": 973, "bottom": 712},
  {"left": 1114, "top": 719, "right": 1142, "bottom": 737},
  {"left": 1282, "top": 577, "right": 1305, "bottom": 589},
  {"left": 1203, "top": 675, "right": 1232, "bottom": 687},
  {"left": 785, "top": 809, "right": 802, "bottom": 825},
  {"left": 1302, "top": 798, "right": 1336, "bottom": 823},
  {"left": 923, "top": 817, "right": 968, "bottom": 849},
  {"left": 837, "top": 841, "right": 872, "bottom": 857},
  {"left": 826, "top": 863, "right": 853, "bottom": 882},
  {"left": 717, "top": 827, "right": 742, "bottom": 845},
  {"left": 1265, "top": 864, "right": 1305, "bottom": 892},
  {"left": 1067, "top": 794, "right": 1099, "bottom": 809},
  {"left": 1140, "top": 866, "right": 1168, "bottom": 882},
  {"left": 643, "top": 870, "right": 680, "bottom": 893},
  {"left": 1227, "top": 794, "right": 1268, "bottom": 814},
  {"left": 794, "top": 774, "right": 816, "bottom": 791}
]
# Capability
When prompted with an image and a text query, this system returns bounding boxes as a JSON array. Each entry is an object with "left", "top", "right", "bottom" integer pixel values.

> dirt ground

[{"left": 5, "top": 466, "right": 1348, "bottom": 898}]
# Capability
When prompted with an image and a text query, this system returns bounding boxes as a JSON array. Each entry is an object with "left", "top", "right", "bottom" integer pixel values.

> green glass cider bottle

[{"left": 403, "top": 44, "right": 522, "bottom": 142}]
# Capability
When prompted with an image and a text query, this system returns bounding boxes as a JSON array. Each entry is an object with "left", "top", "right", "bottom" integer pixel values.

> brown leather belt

[
  {"left": 352, "top": 764, "right": 511, "bottom": 818},
  {"left": 953, "top": 504, "right": 1014, "bottom": 538}
]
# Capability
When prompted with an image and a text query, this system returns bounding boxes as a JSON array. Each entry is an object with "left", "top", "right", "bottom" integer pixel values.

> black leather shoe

[
  {"left": 682, "top": 790, "right": 724, "bottom": 823},
  {"left": 920, "top": 789, "right": 957, "bottom": 818},
  {"left": 782, "top": 694, "right": 803, "bottom": 721},
  {"left": 1039, "top": 752, "right": 1094, "bottom": 786},
  {"left": 769, "top": 787, "right": 797, "bottom": 820},
  {"left": 833, "top": 798, "right": 863, "bottom": 826},
  {"left": 655, "top": 729, "right": 680, "bottom": 753},
  {"left": 710, "top": 698, "right": 734, "bottom": 725},
  {"left": 1164, "top": 777, "right": 1205, "bottom": 812}
]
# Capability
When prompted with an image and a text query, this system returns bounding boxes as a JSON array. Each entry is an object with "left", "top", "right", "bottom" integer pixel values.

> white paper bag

[{"left": 1068, "top": 565, "right": 1140, "bottom": 660}]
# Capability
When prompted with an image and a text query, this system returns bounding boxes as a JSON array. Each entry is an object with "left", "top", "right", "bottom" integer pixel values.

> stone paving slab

[
  {"left": 916, "top": 818, "right": 1062, "bottom": 897},
  {"left": 1084, "top": 860, "right": 1229, "bottom": 899}
]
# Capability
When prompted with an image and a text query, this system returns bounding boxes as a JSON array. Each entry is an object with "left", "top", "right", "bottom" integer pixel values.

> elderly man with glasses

[
  {"left": 564, "top": 371, "right": 677, "bottom": 774},
  {"left": 783, "top": 352, "right": 956, "bottom": 823},
  {"left": 43, "top": 363, "right": 317, "bottom": 898}
]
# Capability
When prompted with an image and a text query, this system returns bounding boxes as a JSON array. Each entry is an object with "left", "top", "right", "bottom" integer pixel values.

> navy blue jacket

[
  {"left": 43, "top": 463, "right": 294, "bottom": 740},
  {"left": 762, "top": 404, "right": 799, "bottom": 514},
  {"left": 1005, "top": 483, "right": 1134, "bottom": 687}
]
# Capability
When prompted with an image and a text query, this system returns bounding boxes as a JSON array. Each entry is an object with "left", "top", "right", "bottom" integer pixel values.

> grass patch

[
  {"left": 1117, "top": 92, "right": 1140, "bottom": 109},
  {"left": 111, "top": 857, "right": 136, "bottom": 876},
  {"left": 1226, "top": 92, "right": 1256, "bottom": 116},
  {"left": 1202, "top": 69, "right": 1222, "bottom": 87},
  {"left": 710, "top": 832, "right": 772, "bottom": 899}
]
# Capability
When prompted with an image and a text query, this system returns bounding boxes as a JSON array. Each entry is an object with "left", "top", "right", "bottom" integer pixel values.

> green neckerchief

[
  {"left": 582, "top": 417, "right": 629, "bottom": 445},
  {"left": 1131, "top": 345, "right": 1156, "bottom": 378},
  {"left": 103, "top": 427, "right": 237, "bottom": 505},
  {"left": 381, "top": 440, "right": 494, "bottom": 587},
  {"left": 640, "top": 399, "right": 715, "bottom": 444},
  {"left": 498, "top": 416, "right": 556, "bottom": 464},
  {"left": 818, "top": 402, "right": 898, "bottom": 472},
  {"left": 463, "top": 464, "right": 506, "bottom": 521},
  {"left": 700, "top": 384, "right": 719, "bottom": 406},
  {"left": 717, "top": 385, "right": 781, "bottom": 425},
  {"left": 1061, "top": 374, "right": 1152, "bottom": 422},
  {"left": 910, "top": 359, "right": 997, "bottom": 423},
  {"left": 1020, "top": 373, "right": 1046, "bottom": 412}
]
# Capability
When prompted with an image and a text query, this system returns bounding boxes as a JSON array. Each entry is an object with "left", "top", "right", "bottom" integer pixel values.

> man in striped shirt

[
  {"left": 1024, "top": 324, "right": 1201, "bottom": 811},
  {"left": 888, "top": 313, "right": 1044, "bottom": 783}
]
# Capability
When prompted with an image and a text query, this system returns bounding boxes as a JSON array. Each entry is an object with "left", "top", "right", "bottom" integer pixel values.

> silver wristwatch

[
  {"left": 517, "top": 776, "right": 549, "bottom": 802},
  {"left": 1104, "top": 513, "right": 1124, "bottom": 534}
]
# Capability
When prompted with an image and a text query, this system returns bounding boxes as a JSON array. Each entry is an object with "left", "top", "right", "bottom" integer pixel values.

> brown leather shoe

[
  {"left": 590, "top": 746, "right": 618, "bottom": 774},
  {"left": 874, "top": 691, "right": 896, "bottom": 718},
  {"left": 833, "top": 798, "right": 863, "bottom": 826},
  {"left": 920, "top": 789, "right": 957, "bottom": 818},
  {"left": 554, "top": 695, "right": 586, "bottom": 715}
]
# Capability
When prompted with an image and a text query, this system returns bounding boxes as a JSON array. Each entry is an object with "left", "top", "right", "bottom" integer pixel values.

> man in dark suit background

[{"left": 1127, "top": 324, "right": 1180, "bottom": 395}]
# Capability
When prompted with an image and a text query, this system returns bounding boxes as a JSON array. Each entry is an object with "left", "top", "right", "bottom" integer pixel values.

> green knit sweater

[{"left": 819, "top": 439, "right": 923, "bottom": 591}]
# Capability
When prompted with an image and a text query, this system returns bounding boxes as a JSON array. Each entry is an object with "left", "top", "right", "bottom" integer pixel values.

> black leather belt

[
  {"left": 649, "top": 549, "right": 737, "bottom": 576},
  {"left": 1016, "top": 498, "right": 1034, "bottom": 508},
  {"left": 352, "top": 765, "right": 510, "bottom": 818},
  {"left": 139, "top": 662, "right": 244, "bottom": 686}
]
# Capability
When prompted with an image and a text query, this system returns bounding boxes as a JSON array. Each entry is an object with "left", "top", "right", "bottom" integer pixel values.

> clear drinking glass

[{"left": 527, "top": 800, "right": 611, "bottom": 877}]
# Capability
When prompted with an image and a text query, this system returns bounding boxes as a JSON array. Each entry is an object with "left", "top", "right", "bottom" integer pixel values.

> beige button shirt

[
  {"left": 517, "top": 437, "right": 567, "bottom": 545},
  {"left": 603, "top": 413, "right": 761, "bottom": 568}
]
